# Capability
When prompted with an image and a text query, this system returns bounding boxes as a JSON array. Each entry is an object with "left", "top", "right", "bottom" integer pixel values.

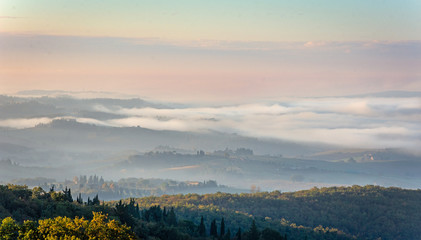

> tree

[
  {"left": 115, "top": 200, "right": 136, "bottom": 228},
  {"left": 19, "top": 220, "right": 39, "bottom": 240},
  {"left": 210, "top": 219, "right": 218, "bottom": 238},
  {"left": 99, "top": 176, "right": 105, "bottom": 186},
  {"left": 220, "top": 217, "right": 225, "bottom": 238},
  {"left": 92, "top": 194, "right": 100, "bottom": 205},
  {"left": 76, "top": 193, "right": 83, "bottom": 204},
  {"left": 163, "top": 206, "right": 167, "bottom": 221},
  {"left": 248, "top": 220, "right": 259, "bottom": 240},
  {"left": 167, "top": 207, "right": 177, "bottom": 226},
  {"left": 31, "top": 186, "right": 46, "bottom": 199},
  {"left": 0, "top": 217, "right": 19, "bottom": 240},
  {"left": 50, "top": 191, "right": 65, "bottom": 201},
  {"left": 224, "top": 228, "right": 231, "bottom": 240},
  {"left": 143, "top": 205, "right": 163, "bottom": 222},
  {"left": 37, "top": 216, "right": 83, "bottom": 239},
  {"left": 198, "top": 216, "right": 206, "bottom": 237},
  {"left": 102, "top": 215, "right": 136, "bottom": 239},
  {"left": 62, "top": 187, "right": 73, "bottom": 202},
  {"left": 261, "top": 228, "right": 282, "bottom": 240},
  {"left": 6, "top": 184, "right": 32, "bottom": 200},
  {"left": 236, "top": 228, "right": 242, "bottom": 240}
]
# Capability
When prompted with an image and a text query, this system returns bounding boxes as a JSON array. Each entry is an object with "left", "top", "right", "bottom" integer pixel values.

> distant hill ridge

[{"left": 344, "top": 90, "right": 421, "bottom": 98}]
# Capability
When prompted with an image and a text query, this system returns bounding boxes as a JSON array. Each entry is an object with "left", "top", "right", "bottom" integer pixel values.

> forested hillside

[
  {"left": 1, "top": 184, "right": 350, "bottom": 239},
  {"left": 126, "top": 185, "right": 421, "bottom": 240},
  {"left": 1, "top": 184, "right": 420, "bottom": 239}
]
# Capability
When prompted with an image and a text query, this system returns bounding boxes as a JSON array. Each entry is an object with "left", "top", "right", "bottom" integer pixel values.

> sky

[{"left": 1, "top": 0, "right": 421, "bottom": 103}]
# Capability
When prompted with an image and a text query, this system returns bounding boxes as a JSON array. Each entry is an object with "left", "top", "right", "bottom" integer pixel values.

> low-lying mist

[
  {"left": 0, "top": 91, "right": 420, "bottom": 194},
  {"left": 1, "top": 92, "right": 420, "bottom": 154}
]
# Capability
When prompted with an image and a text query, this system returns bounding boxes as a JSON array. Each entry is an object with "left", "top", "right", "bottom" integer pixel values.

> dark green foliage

[
  {"left": 247, "top": 220, "right": 259, "bottom": 240},
  {"left": 92, "top": 194, "right": 100, "bottom": 205},
  {"left": 0, "top": 185, "right": 110, "bottom": 222},
  {"left": 88, "top": 194, "right": 100, "bottom": 205},
  {"left": 224, "top": 228, "right": 231, "bottom": 240},
  {"left": 143, "top": 205, "right": 164, "bottom": 222},
  {"left": 129, "top": 185, "right": 421, "bottom": 240},
  {"left": 115, "top": 199, "right": 136, "bottom": 228},
  {"left": 2, "top": 184, "right": 420, "bottom": 240},
  {"left": 199, "top": 216, "right": 206, "bottom": 237},
  {"left": 76, "top": 193, "right": 83, "bottom": 204},
  {"left": 1, "top": 185, "right": 212, "bottom": 239},
  {"left": 62, "top": 187, "right": 73, "bottom": 202},
  {"left": 167, "top": 207, "right": 177, "bottom": 226},
  {"left": 236, "top": 228, "right": 242, "bottom": 240},
  {"left": 210, "top": 219, "right": 218, "bottom": 238},
  {"left": 220, "top": 217, "right": 225, "bottom": 238},
  {"left": 178, "top": 220, "right": 197, "bottom": 236},
  {"left": 261, "top": 227, "right": 283, "bottom": 240}
]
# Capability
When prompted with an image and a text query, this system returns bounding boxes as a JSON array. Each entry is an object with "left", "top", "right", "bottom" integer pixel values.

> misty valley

[
  {"left": 1, "top": 93, "right": 420, "bottom": 191},
  {"left": 1, "top": 92, "right": 421, "bottom": 239}
]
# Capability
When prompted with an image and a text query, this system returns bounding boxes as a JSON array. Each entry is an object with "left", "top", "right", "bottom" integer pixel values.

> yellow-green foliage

[
  {"left": 0, "top": 217, "right": 19, "bottom": 240},
  {"left": 0, "top": 212, "right": 135, "bottom": 240}
]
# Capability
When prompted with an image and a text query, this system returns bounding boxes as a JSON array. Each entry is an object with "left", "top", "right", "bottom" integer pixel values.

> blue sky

[{"left": 2, "top": 0, "right": 421, "bottom": 41}]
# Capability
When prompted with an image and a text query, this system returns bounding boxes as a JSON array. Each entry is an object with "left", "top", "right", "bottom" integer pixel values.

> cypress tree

[
  {"left": 249, "top": 220, "right": 259, "bottom": 240},
  {"left": 236, "top": 228, "right": 242, "bottom": 240},
  {"left": 210, "top": 219, "right": 218, "bottom": 238},
  {"left": 224, "top": 228, "right": 231, "bottom": 240},
  {"left": 167, "top": 207, "right": 177, "bottom": 226},
  {"left": 220, "top": 217, "right": 225, "bottom": 238},
  {"left": 76, "top": 193, "right": 83, "bottom": 204},
  {"left": 198, "top": 216, "right": 206, "bottom": 237},
  {"left": 62, "top": 187, "right": 73, "bottom": 202},
  {"left": 163, "top": 207, "right": 167, "bottom": 221},
  {"left": 92, "top": 194, "right": 100, "bottom": 205},
  {"left": 135, "top": 204, "right": 140, "bottom": 219}
]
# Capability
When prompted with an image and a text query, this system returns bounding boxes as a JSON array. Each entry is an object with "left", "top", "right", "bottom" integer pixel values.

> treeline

[
  {"left": 13, "top": 176, "right": 225, "bottom": 200},
  {"left": 0, "top": 184, "right": 109, "bottom": 221},
  {"left": 114, "top": 200, "right": 289, "bottom": 240},
  {"left": 146, "top": 147, "right": 254, "bottom": 157},
  {"left": 114, "top": 198, "right": 352, "bottom": 240},
  {"left": 124, "top": 185, "right": 421, "bottom": 240}
]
